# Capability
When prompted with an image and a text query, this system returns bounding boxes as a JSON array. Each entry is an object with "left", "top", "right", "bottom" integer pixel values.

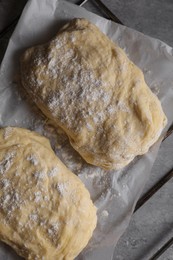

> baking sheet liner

[{"left": 0, "top": 0, "right": 173, "bottom": 259}]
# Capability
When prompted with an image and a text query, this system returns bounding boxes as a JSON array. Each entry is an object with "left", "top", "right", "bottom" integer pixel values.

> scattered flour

[{"left": 27, "top": 154, "right": 38, "bottom": 166}]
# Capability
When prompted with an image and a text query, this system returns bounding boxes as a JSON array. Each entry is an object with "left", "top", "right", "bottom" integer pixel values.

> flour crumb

[
  {"left": 3, "top": 127, "right": 13, "bottom": 140},
  {"left": 34, "top": 191, "right": 42, "bottom": 203},
  {"left": 48, "top": 167, "right": 59, "bottom": 177},
  {"left": 1, "top": 179, "right": 10, "bottom": 189},
  {"left": 29, "top": 213, "right": 38, "bottom": 222},
  {"left": 101, "top": 210, "right": 109, "bottom": 218},
  {"left": 27, "top": 154, "right": 38, "bottom": 166},
  {"left": 56, "top": 182, "right": 69, "bottom": 196},
  {"left": 0, "top": 151, "right": 16, "bottom": 175},
  {"left": 151, "top": 83, "right": 160, "bottom": 96},
  {"left": 34, "top": 171, "right": 46, "bottom": 181}
]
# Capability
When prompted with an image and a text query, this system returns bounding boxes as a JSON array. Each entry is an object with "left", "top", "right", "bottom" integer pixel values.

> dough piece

[
  {"left": 0, "top": 127, "right": 97, "bottom": 260},
  {"left": 20, "top": 18, "right": 167, "bottom": 170}
]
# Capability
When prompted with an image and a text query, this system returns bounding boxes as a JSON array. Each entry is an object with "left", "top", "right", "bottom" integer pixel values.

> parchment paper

[{"left": 0, "top": 0, "right": 173, "bottom": 259}]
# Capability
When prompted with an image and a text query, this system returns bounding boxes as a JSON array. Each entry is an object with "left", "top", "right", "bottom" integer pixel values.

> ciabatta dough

[
  {"left": 21, "top": 18, "right": 167, "bottom": 170},
  {"left": 0, "top": 127, "right": 97, "bottom": 260}
]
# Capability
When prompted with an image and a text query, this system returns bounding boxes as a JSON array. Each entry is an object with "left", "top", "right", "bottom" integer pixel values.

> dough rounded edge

[
  {"left": 20, "top": 18, "right": 168, "bottom": 171},
  {"left": 0, "top": 127, "right": 97, "bottom": 259}
]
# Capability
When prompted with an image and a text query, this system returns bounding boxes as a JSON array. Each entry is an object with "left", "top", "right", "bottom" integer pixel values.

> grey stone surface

[
  {"left": 81, "top": 0, "right": 173, "bottom": 47},
  {"left": 0, "top": 0, "right": 173, "bottom": 259},
  {"left": 113, "top": 178, "right": 173, "bottom": 260},
  {"left": 101, "top": 0, "right": 173, "bottom": 47}
]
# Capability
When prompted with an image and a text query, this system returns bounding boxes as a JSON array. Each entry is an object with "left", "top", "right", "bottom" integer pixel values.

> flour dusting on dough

[
  {"left": 0, "top": 151, "right": 16, "bottom": 175},
  {"left": 0, "top": 127, "right": 97, "bottom": 259},
  {"left": 3, "top": 127, "right": 14, "bottom": 140},
  {"left": 27, "top": 154, "right": 38, "bottom": 165},
  {"left": 21, "top": 19, "right": 167, "bottom": 170}
]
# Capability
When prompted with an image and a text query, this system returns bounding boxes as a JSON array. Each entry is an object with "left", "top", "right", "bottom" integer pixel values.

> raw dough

[
  {"left": 0, "top": 127, "right": 97, "bottom": 260},
  {"left": 20, "top": 18, "right": 167, "bottom": 170}
]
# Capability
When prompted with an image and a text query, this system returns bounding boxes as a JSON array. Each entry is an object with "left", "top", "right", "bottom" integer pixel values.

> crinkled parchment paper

[{"left": 0, "top": 0, "right": 173, "bottom": 259}]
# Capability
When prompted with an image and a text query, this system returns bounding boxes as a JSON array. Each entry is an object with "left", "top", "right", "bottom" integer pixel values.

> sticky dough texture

[
  {"left": 0, "top": 127, "right": 97, "bottom": 260},
  {"left": 21, "top": 18, "right": 167, "bottom": 170}
]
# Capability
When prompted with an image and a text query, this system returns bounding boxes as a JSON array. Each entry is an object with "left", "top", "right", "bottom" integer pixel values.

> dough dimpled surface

[
  {"left": 21, "top": 18, "right": 167, "bottom": 170},
  {"left": 0, "top": 127, "right": 97, "bottom": 260}
]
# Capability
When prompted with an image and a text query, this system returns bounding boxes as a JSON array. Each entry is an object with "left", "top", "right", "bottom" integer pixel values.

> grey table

[{"left": 0, "top": 0, "right": 173, "bottom": 259}]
